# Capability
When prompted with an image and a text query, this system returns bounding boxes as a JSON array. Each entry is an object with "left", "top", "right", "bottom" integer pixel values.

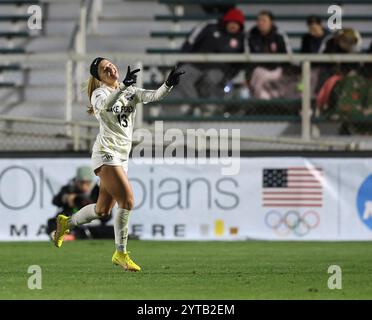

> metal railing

[
  {"left": 0, "top": 115, "right": 98, "bottom": 151},
  {"left": 0, "top": 114, "right": 357, "bottom": 152},
  {"left": 0, "top": 52, "right": 372, "bottom": 150}
]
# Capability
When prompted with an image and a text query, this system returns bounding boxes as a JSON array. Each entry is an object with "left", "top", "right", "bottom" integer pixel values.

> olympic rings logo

[{"left": 264, "top": 210, "right": 320, "bottom": 237}]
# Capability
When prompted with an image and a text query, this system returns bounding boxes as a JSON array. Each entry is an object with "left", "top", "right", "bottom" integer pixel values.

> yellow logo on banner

[{"left": 214, "top": 220, "right": 224, "bottom": 236}]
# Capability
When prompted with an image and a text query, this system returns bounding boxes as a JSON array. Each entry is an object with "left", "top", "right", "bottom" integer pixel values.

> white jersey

[{"left": 91, "top": 82, "right": 171, "bottom": 159}]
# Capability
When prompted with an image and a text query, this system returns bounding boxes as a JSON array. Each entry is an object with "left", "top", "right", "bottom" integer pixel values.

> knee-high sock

[
  {"left": 68, "top": 203, "right": 99, "bottom": 227},
  {"left": 114, "top": 207, "right": 130, "bottom": 253}
]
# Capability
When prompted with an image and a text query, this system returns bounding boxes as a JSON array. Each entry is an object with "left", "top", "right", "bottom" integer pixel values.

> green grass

[{"left": 0, "top": 240, "right": 371, "bottom": 299}]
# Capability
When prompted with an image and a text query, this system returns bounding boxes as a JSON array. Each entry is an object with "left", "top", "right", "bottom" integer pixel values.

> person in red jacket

[{"left": 174, "top": 8, "right": 246, "bottom": 116}]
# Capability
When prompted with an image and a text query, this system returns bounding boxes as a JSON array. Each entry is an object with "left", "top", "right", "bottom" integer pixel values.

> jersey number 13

[{"left": 116, "top": 114, "right": 128, "bottom": 127}]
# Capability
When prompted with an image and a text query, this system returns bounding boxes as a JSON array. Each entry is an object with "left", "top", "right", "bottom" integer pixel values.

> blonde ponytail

[{"left": 86, "top": 76, "right": 101, "bottom": 115}]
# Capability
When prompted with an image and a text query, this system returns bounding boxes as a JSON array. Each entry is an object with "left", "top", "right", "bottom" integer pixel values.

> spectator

[
  {"left": 321, "top": 28, "right": 362, "bottom": 54},
  {"left": 174, "top": 8, "right": 245, "bottom": 116},
  {"left": 246, "top": 10, "right": 296, "bottom": 100},
  {"left": 315, "top": 28, "right": 370, "bottom": 134},
  {"left": 47, "top": 166, "right": 110, "bottom": 240},
  {"left": 300, "top": 16, "right": 329, "bottom": 98},
  {"left": 316, "top": 28, "right": 363, "bottom": 91},
  {"left": 301, "top": 15, "right": 329, "bottom": 53},
  {"left": 247, "top": 10, "right": 289, "bottom": 54}
]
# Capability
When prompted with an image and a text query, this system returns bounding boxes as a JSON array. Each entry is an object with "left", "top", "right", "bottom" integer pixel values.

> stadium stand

[
  {"left": 3, "top": 0, "right": 369, "bottom": 115},
  {"left": 0, "top": 0, "right": 175, "bottom": 151},
  {"left": 0, "top": 0, "right": 171, "bottom": 121},
  {"left": 148, "top": 0, "right": 372, "bottom": 53},
  {"left": 0, "top": 0, "right": 371, "bottom": 151},
  {"left": 143, "top": 0, "right": 372, "bottom": 124},
  {"left": 0, "top": 0, "right": 42, "bottom": 106}
]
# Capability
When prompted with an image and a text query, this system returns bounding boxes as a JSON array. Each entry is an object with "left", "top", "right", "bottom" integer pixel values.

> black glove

[
  {"left": 165, "top": 66, "right": 185, "bottom": 87},
  {"left": 123, "top": 66, "right": 140, "bottom": 87}
]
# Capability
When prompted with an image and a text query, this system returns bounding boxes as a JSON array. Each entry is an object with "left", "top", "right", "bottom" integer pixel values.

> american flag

[{"left": 262, "top": 167, "right": 324, "bottom": 207}]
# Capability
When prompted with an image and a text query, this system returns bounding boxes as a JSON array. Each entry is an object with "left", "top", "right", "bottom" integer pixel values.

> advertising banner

[{"left": 0, "top": 158, "right": 372, "bottom": 241}]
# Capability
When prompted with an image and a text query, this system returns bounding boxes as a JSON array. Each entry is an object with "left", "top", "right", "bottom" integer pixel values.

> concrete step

[
  {"left": 21, "top": 84, "right": 66, "bottom": 102},
  {"left": 1, "top": 100, "right": 93, "bottom": 121},
  {"left": 0, "top": 21, "right": 29, "bottom": 30},
  {"left": 0, "top": 71, "right": 24, "bottom": 84},
  {"left": 0, "top": 88, "right": 20, "bottom": 106},
  {"left": 86, "top": 34, "right": 173, "bottom": 52},
  {"left": 93, "top": 20, "right": 196, "bottom": 37},
  {"left": 46, "top": 2, "right": 81, "bottom": 20},
  {"left": 0, "top": 5, "right": 30, "bottom": 15},
  {"left": 44, "top": 20, "right": 77, "bottom": 36},
  {"left": 25, "top": 35, "right": 70, "bottom": 52},
  {"left": 26, "top": 69, "right": 66, "bottom": 85},
  {"left": 101, "top": 1, "right": 169, "bottom": 19}
]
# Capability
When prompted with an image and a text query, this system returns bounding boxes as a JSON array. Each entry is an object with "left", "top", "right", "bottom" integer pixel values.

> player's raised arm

[
  {"left": 89, "top": 59, "right": 140, "bottom": 115},
  {"left": 100, "top": 66, "right": 141, "bottom": 110},
  {"left": 134, "top": 65, "right": 185, "bottom": 104}
]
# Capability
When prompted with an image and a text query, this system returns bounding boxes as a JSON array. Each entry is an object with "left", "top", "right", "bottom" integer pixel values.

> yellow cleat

[
  {"left": 112, "top": 251, "right": 141, "bottom": 272},
  {"left": 53, "top": 214, "right": 70, "bottom": 248}
]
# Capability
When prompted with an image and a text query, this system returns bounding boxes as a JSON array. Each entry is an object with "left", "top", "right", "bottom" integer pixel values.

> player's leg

[
  {"left": 95, "top": 184, "right": 116, "bottom": 217},
  {"left": 97, "top": 165, "right": 140, "bottom": 271},
  {"left": 97, "top": 165, "right": 134, "bottom": 253},
  {"left": 53, "top": 181, "right": 115, "bottom": 248}
]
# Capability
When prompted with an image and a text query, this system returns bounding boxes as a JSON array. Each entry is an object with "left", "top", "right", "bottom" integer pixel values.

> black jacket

[
  {"left": 301, "top": 30, "right": 329, "bottom": 53},
  {"left": 52, "top": 179, "right": 99, "bottom": 216},
  {"left": 182, "top": 21, "right": 245, "bottom": 54},
  {"left": 247, "top": 25, "right": 289, "bottom": 54},
  {"left": 322, "top": 36, "right": 349, "bottom": 53},
  {"left": 246, "top": 25, "right": 290, "bottom": 75},
  {"left": 314, "top": 33, "right": 362, "bottom": 92},
  {"left": 323, "top": 33, "right": 362, "bottom": 73},
  {"left": 321, "top": 30, "right": 362, "bottom": 54},
  {"left": 181, "top": 20, "right": 245, "bottom": 79}
]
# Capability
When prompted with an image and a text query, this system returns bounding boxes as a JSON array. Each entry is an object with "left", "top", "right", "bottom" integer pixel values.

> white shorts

[{"left": 91, "top": 151, "right": 128, "bottom": 174}]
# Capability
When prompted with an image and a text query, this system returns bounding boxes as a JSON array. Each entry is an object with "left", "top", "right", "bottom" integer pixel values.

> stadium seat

[
  {"left": 0, "top": 63, "right": 24, "bottom": 94},
  {"left": 0, "top": 15, "right": 30, "bottom": 22},
  {"left": 0, "top": 0, "right": 40, "bottom": 4},
  {"left": 146, "top": 48, "right": 181, "bottom": 54},
  {"left": 0, "top": 31, "right": 31, "bottom": 39},
  {"left": 0, "top": 64, "right": 21, "bottom": 72},
  {"left": 0, "top": 82, "right": 19, "bottom": 88},
  {"left": 0, "top": 48, "right": 26, "bottom": 54}
]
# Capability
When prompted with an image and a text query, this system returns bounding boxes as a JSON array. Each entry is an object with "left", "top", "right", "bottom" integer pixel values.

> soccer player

[{"left": 53, "top": 57, "right": 184, "bottom": 271}]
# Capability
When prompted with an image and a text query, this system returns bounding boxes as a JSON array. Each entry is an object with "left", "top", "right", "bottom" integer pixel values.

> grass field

[{"left": 0, "top": 240, "right": 371, "bottom": 299}]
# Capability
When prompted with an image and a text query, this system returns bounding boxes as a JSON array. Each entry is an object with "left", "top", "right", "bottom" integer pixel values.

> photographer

[{"left": 47, "top": 166, "right": 109, "bottom": 240}]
